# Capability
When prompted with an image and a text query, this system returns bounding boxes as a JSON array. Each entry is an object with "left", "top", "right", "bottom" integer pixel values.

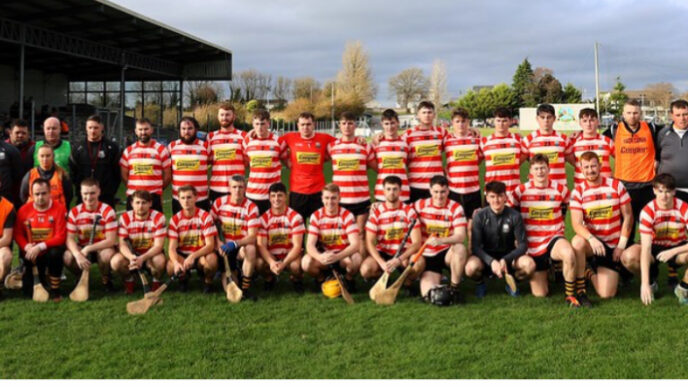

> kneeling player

[
  {"left": 0, "top": 192, "right": 15, "bottom": 298},
  {"left": 361, "top": 176, "right": 421, "bottom": 294},
  {"left": 212, "top": 175, "right": 260, "bottom": 300},
  {"left": 570, "top": 152, "right": 633, "bottom": 299},
  {"left": 622, "top": 174, "right": 688, "bottom": 305},
  {"left": 63, "top": 178, "right": 118, "bottom": 292},
  {"left": 167, "top": 185, "right": 218, "bottom": 293},
  {"left": 509, "top": 154, "right": 583, "bottom": 307},
  {"left": 414, "top": 175, "right": 468, "bottom": 302},
  {"left": 302, "top": 183, "right": 361, "bottom": 291},
  {"left": 256, "top": 183, "right": 305, "bottom": 293},
  {"left": 465, "top": 181, "right": 532, "bottom": 297},
  {"left": 110, "top": 190, "right": 167, "bottom": 293}
]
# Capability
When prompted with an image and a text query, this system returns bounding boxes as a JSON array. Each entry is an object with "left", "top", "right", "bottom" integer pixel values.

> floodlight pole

[{"left": 594, "top": 41, "right": 600, "bottom": 113}]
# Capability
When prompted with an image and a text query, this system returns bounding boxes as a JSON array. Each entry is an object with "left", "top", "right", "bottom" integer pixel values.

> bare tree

[
  {"left": 273, "top": 76, "right": 292, "bottom": 103},
  {"left": 643, "top": 82, "right": 677, "bottom": 107},
  {"left": 336, "top": 40, "right": 377, "bottom": 104},
  {"left": 292, "top": 77, "right": 321, "bottom": 102},
  {"left": 186, "top": 81, "right": 221, "bottom": 108},
  {"left": 388, "top": 68, "right": 429, "bottom": 113},
  {"left": 428, "top": 59, "right": 448, "bottom": 111}
]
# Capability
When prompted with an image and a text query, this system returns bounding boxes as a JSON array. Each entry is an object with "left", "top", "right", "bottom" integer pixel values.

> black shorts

[
  {"left": 449, "top": 190, "right": 482, "bottom": 219},
  {"left": 172, "top": 198, "right": 210, "bottom": 215},
  {"left": 410, "top": 187, "right": 430, "bottom": 203},
  {"left": 341, "top": 200, "right": 371, "bottom": 217},
  {"left": 481, "top": 253, "right": 516, "bottom": 277},
  {"left": 290, "top": 192, "right": 322, "bottom": 220},
  {"left": 252, "top": 199, "right": 271, "bottom": 215},
  {"left": 127, "top": 193, "right": 162, "bottom": 213},
  {"left": 217, "top": 248, "right": 239, "bottom": 273},
  {"left": 651, "top": 241, "right": 687, "bottom": 269},
  {"left": 590, "top": 243, "right": 621, "bottom": 273},
  {"left": 532, "top": 236, "right": 564, "bottom": 272},
  {"left": 423, "top": 249, "right": 449, "bottom": 274}
]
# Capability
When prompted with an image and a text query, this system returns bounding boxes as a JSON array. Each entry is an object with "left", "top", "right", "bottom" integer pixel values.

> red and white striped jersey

[
  {"left": 403, "top": 126, "right": 447, "bottom": 190},
  {"left": 168, "top": 208, "right": 217, "bottom": 255},
  {"left": 119, "top": 140, "right": 171, "bottom": 195},
  {"left": 373, "top": 137, "right": 410, "bottom": 202},
  {"left": 66, "top": 202, "right": 117, "bottom": 246},
  {"left": 481, "top": 133, "right": 523, "bottom": 195},
  {"left": 308, "top": 206, "right": 359, "bottom": 252},
  {"left": 639, "top": 198, "right": 688, "bottom": 247},
  {"left": 413, "top": 198, "right": 467, "bottom": 256},
  {"left": 509, "top": 180, "right": 569, "bottom": 256},
  {"left": 244, "top": 133, "right": 281, "bottom": 202},
  {"left": 206, "top": 128, "right": 247, "bottom": 194},
  {"left": 365, "top": 203, "right": 419, "bottom": 256},
  {"left": 210, "top": 196, "right": 260, "bottom": 242},
  {"left": 567, "top": 133, "right": 614, "bottom": 185},
  {"left": 118, "top": 210, "right": 167, "bottom": 255},
  {"left": 258, "top": 207, "right": 305, "bottom": 260},
  {"left": 168, "top": 139, "right": 210, "bottom": 202},
  {"left": 521, "top": 130, "right": 570, "bottom": 188},
  {"left": 327, "top": 139, "right": 374, "bottom": 204},
  {"left": 569, "top": 178, "right": 630, "bottom": 248},
  {"left": 444, "top": 133, "right": 482, "bottom": 194}
]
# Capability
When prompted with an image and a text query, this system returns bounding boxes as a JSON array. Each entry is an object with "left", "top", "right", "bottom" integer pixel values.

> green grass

[{"left": 1, "top": 131, "right": 686, "bottom": 379}]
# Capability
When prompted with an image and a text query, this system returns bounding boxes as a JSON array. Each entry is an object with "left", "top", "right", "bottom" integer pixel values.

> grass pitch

[{"left": 1, "top": 132, "right": 686, "bottom": 379}]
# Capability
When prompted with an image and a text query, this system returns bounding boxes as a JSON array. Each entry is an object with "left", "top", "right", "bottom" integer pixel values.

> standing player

[
  {"left": 212, "top": 175, "right": 260, "bottom": 300},
  {"left": 566, "top": 108, "right": 614, "bottom": 186},
  {"left": 15, "top": 179, "right": 67, "bottom": 300},
  {"left": 279, "top": 112, "right": 334, "bottom": 220},
  {"left": 63, "top": 179, "right": 118, "bottom": 292},
  {"left": 328, "top": 112, "right": 375, "bottom": 256},
  {"left": 256, "top": 183, "right": 306, "bottom": 293},
  {"left": 621, "top": 174, "right": 688, "bottom": 305},
  {"left": 168, "top": 116, "right": 210, "bottom": 214},
  {"left": 509, "top": 154, "right": 582, "bottom": 306},
  {"left": 27, "top": 117, "right": 71, "bottom": 173},
  {"left": 120, "top": 118, "right": 171, "bottom": 213},
  {"left": 569, "top": 152, "right": 633, "bottom": 299},
  {"left": 464, "top": 181, "right": 532, "bottom": 298},
  {"left": 444, "top": 108, "right": 482, "bottom": 221},
  {"left": 167, "top": 185, "right": 218, "bottom": 293},
  {"left": 404, "top": 101, "right": 447, "bottom": 202},
  {"left": 0, "top": 190, "right": 14, "bottom": 298},
  {"left": 302, "top": 183, "right": 361, "bottom": 290},
  {"left": 373, "top": 109, "right": 410, "bottom": 203},
  {"left": 414, "top": 175, "right": 468, "bottom": 301},
  {"left": 361, "top": 176, "right": 421, "bottom": 294},
  {"left": 244, "top": 109, "right": 281, "bottom": 214},
  {"left": 480, "top": 107, "right": 522, "bottom": 202},
  {"left": 206, "top": 102, "right": 247, "bottom": 204},
  {"left": 110, "top": 190, "right": 167, "bottom": 294},
  {"left": 520, "top": 104, "right": 572, "bottom": 189},
  {"left": 20, "top": 145, "right": 72, "bottom": 207}
]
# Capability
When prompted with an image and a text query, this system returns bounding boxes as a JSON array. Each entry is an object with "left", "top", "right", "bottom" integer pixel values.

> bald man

[{"left": 25, "top": 117, "right": 71, "bottom": 175}]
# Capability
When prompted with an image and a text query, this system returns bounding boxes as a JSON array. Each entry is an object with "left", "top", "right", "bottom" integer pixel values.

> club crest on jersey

[{"left": 501, "top": 222, "right": 511, "bottom": 233}]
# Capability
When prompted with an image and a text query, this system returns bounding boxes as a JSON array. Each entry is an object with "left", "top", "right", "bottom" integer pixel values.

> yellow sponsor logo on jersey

[
  {"left": 250, "top": 155, "right": 273, "bottom": 168},
  {"left": 381, "top": 156, "right": 404, "bottom": 169},
  {"left": 415, "top": 144, "right": 439, "bottom": 157},
  {"left": 336, "top": 158, "right": 359, "bottom": 171},
  {"left": 544, "top": 151, "right": 559, "bottom": 164},
  {"left": 269, "top": 233, "right": 289, "bottom": 245},
  {"left": 385, "top": 227, "right": 404, "bottom": 241},
  {"left": 491, "top": 152, "right": 516, "bottom": 166},
  {"left": 528, "top": 207, "right": 554, "bottom": 220},
  {"left": 222, "top": 222, "right": 242, "bottom": 237},
  {"left": 180, "top": 233, "right": 202, "bottom": 248},
  {"left": 296, "top": 152, "right": 320, "bottom": 165},
  {"left": 214, "top": 148, "right": 237, "bottom": 161},
  {"left": 320, "top": 233, "right": 344, "bottom": 246},
  {"left": 79, "top": 229, "right": 104, "bottom": 241},
  {"left": 453, "top": 149, "right": 477, "bottom": 162},
  {"left": 426, "top": 224, "right": 450, "bottom": 238},
  {"left": 132, "top": 237, "right": 153, "bottom": 251},
  {"left": 132, "top": 163, "right": 154, "bottom": 176},
  {"left": 656, "top": 227, "right": 683, "bottom": 240},
  {"left": 175, "top": 158, "right": 200, "bottom": 171},
  {"left": 31, "top": 228, "right": 51, "bottom": 242},
  {"left": 586, "top": 205, "right": 613, "bottom": 220}
]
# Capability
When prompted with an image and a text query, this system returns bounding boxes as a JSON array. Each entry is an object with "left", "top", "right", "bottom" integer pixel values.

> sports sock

[
  {"left": 49, "top": 275, "right": 60, "bottom": 290},
  {"left": 575, "top": 277, "right": 586, "bottom": 295},
  {"left": 101, "top": 275, "right": 110, "bottom": 285},
  {"left": 668, "top": 266, "right": 678, "bottom": 281},
  {"left": 241, "top": 275, "right": 253, "bottom": 290},
  {"left": 565, "top": 280, "right": 575, "bottom": 297},
  {"left": 584, "top": 268, "right": 595, "bottom": 281},
  {"left": 680, "top": 281, "right": 688, "bottom": 290},
  {"left": 450, "top": 281, "right": 459, "bottom": 290},
  {"left": 650, "top": 264, "right": 659, "bottom": 284}
]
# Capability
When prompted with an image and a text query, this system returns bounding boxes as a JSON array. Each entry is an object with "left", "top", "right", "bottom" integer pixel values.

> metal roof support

[
  {"left": 18, "top": 24, "right": 25, "bottom": 121},
  {"left": 119, "top": 65, "right": 126, "bottom": 146}
]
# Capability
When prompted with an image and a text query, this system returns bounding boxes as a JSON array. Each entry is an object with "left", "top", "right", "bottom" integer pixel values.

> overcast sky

[{"left": 112, "top": 0, "right": 688, "bottom": 104}]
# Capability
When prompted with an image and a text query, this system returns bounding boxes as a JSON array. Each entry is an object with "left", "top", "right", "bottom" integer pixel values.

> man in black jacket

[
  {"left": 464, "top": 181, "right": 533, "bottom": 297},
  {"left": 69, "top": 115, "right": 121, "bottom": 208}
]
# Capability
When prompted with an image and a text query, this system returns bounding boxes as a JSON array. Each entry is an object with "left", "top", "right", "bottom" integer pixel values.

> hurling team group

[{"left": 2, "top": 97, "right": 688, "bottom": 307}]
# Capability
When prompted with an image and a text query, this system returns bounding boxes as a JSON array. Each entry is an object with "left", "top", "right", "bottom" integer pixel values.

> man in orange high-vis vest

[{"left": 604, "top": 99, "right": 658, "bottom": 244}]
